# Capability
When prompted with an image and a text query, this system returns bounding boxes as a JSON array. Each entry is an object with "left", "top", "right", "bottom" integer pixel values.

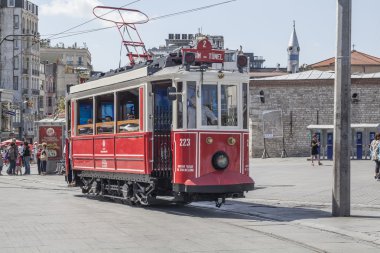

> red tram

[{"left": 66, "top": 37, "right": 254, "bottom": 206}]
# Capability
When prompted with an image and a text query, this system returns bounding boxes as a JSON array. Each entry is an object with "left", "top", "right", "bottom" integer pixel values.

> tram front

[{"left": 169, "top": 40, "right": 255, "bottom": 204}]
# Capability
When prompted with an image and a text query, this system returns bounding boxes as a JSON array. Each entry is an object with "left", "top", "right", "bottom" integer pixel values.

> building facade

[
  {"left": 249, "top": 70, "right": 380, "bottom": 158},
  {"left": 40, "top": 41, "right": 92, "bottom": 115},
  {"left": 0, "top": 0, "right": 40, "bottom": 142}
]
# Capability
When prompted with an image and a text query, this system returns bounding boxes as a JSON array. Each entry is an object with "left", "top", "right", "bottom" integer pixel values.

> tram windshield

[{"left": 181, "top": 81, "right": 246, "bottom": 129}]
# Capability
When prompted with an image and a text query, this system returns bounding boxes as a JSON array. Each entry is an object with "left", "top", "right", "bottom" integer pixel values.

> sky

[{"left": 34, "top": 0, "right": 380, "bottom": 72}]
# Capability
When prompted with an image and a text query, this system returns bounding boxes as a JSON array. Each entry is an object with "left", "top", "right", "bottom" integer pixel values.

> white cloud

[{"left": 40, "top": 0, "right": 102, "bottom": 18}]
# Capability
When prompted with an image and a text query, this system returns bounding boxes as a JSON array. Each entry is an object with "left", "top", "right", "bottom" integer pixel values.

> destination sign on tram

[{"left": 182, "top": 39, "right": 225, "bottom": 63}]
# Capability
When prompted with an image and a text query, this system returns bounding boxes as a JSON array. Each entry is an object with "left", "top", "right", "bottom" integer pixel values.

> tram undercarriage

[{"left": 77, "top": 170, "right": 247, "bottom": 207}]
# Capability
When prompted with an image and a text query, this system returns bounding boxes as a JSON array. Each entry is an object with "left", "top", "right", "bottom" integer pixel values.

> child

[{"left": 15, "top": 153, "right": 23, "bottom": 176}]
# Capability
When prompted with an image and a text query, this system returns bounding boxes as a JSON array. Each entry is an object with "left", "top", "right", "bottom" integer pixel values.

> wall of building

[{"left": 249, "top": 78, "right": 380, "bottom": 157}]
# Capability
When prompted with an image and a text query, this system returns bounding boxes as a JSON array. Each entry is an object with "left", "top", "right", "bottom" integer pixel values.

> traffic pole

[{"left": 333, "top": 0, "right": 351, "bottom": 217}]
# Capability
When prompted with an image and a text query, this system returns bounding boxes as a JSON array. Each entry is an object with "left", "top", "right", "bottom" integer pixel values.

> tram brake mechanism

[{"left": 215, "top": 198, "right": 225, "bottom": 208}]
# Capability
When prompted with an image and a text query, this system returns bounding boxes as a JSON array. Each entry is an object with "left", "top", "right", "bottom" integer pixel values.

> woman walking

[{"left": 370, "top": 133, "right": 380, "bottom": 180}]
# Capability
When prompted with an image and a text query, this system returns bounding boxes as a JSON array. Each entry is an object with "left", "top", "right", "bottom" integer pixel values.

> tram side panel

[
  {"left": 72, "top": 133, "right": 152, "bottom": 174},
  {"left": 72, "top": 137, "right": 95, "bottom": 170}
]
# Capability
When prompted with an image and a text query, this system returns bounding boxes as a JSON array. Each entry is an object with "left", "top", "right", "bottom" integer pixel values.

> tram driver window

[
  {"left": 95, "top": 94, "right": 114, "bottom": 134},
  {"left": 201, "top": 84, "right": 218, "bottom": 126},
  {"left": 187, "top": 82, "right": 196, "bottom": 128},
  {"left": 77, "top": 98, "right": 93, "bottom": 135},
  {"left": 117, "top": 88, "right": 139, "bottom": 133},
  {"left": 221, "top": 85, "right": 238, "bottom": 126}
]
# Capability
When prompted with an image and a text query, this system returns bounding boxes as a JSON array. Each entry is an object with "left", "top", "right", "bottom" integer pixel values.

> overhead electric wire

[
  {"left": 44, "top": 0, "right": 141, "bottom": 40},
  {"left": 4, "top": 0, "right": 141, "bottom": 66},
  {"left": 40, "top": 0, "right": 237, "bottom": 39},
  {"left": 4, "top": 0, "right": 238, "bottom": 66}
]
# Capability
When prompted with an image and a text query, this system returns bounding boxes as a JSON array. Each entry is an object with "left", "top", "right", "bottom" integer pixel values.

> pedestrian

[
  {"left": 36, "top": 144, "right": 42, "bottom": 175},
  {"left": 15, "top": 152, "right": 23, "bottom": 176},
  {"left": 18, "top": 142, "right": 25, "bottom": 164},
  {"left": 32, "top": 142, "right": 38, "bottom": 163},
  {"left": 40, "top": 143, "right": 48, "bottom": 175},
  {"left": 23, "top": 141, "right": 31, "bottom": 175},
  {"left": 0, "top": 147, "right": 4, "bottom": 175},
  {"left": 369, "top": 133, "right": 380, "bottom": 179},
  {"left": 7, "top": 142, "right": 18, "bottom": 175},
  {"left": 311, "top": 134, "right": 322, "bottom": 166}
]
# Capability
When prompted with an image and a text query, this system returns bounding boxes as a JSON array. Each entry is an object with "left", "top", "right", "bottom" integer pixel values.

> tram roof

[{"left": 69, "top": 62, "right": 247, "bottom": 95}]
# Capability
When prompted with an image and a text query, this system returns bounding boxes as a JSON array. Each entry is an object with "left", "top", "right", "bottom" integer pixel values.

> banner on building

[
  {"left": 262, "top": 110, "right": 283, "bottom": 139},
  {"left": 39, "top": 126, "right": 63, "bottom": 160}
]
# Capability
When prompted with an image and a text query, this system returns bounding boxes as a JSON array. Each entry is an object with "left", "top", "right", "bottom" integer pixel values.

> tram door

[{"left": 152, "top": 83, "right": 173, "bottom": 179}]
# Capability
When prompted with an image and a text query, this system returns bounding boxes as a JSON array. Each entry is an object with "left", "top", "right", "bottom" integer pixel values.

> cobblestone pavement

[{"left": 0, "top": 159, "right": 379, "bottom": 252}]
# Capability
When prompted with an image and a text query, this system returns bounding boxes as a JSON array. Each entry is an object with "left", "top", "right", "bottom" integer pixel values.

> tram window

[
  {"left": 95, "top": 94, "right": 114, "bottom": 134},
  {"left": 243, "top": 83, "right": 248, "bottom": 129},
  {"left": 201, "top": 84, "right": 218, "bottom": 126},
  {"left": 187, "top": 81, "right": 196, "bottom": 128},
  {"left": 77, "top": 98, "right": 93, "bottom": 135},
  {"left": 117, "top": 88, "right": 139, "bottom": 132},
  {"left": 176, "top": 82, "right": 183, "bottom": 129},
  {"left": 221, "top": 85, "right": 238, "bottom": 126}
]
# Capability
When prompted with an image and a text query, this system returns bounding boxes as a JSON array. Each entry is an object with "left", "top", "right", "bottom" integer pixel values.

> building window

[
  {"left": 168, "top": 34, "right": 174, "bottom": 40},
  {"left": 175, "top": 34, "right": 180, "bottom": 40},
  {"left": 14, "top": 15, "right": 19, "bottom": 29},
  {"left": 66, "top": 55, "right": 73, "bottom": 65},
  {"left": 8, "top": 0, "right": 15, "bottom": 7},
  {"left": 13, "top": 76, "right": 18, "bottom": 90},
  {"left": 78, "top": 56, "right": 83, "bottom": 66},
  {"left": 14, "top": 56, "right": 19, "bottom": 70},
  {"left": 48, "top": 97, "right": 52, "bottom": 107},
  {"left": 14, "top": 39, "right": 19, "bottom": 49}
]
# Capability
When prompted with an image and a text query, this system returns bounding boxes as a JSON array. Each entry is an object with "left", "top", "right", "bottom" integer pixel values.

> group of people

[
  {"left": 0, "top": 139, "right": 48, "bottom": 176},
  {"left": 370, "top": 133, "right": 380, "bottom": 180}
]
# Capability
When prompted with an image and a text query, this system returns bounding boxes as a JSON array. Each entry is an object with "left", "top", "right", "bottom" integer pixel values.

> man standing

[
  {"left": 23, "top": 142, "right": 31, "bottom": 175},
  {"left": 7, "top": 142, "right": 18, "bottom": 175}
]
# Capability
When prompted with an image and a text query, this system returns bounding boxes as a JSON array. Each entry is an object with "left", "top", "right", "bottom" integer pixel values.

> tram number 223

[{"left": 179, "top": 138, "right": 191, "bottom": 147}]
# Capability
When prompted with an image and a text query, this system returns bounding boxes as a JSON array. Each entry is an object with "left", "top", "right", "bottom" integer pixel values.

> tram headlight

[
  {"left": 227, "top": 137, "right": 236, "bottom": 146},
  {"left": 212, "top": 151, "right": 229, "bottom": 170},
  {"left": 184, "top": 52, "right": 196, "bottom": 65}
]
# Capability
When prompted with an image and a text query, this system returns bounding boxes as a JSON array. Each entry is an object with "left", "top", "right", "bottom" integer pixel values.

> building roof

[
  {"left": 253, "top": 70, "right": 335, "bottom": 80},
  {"left": 307, "top": 123, "right": 380, "bottom": 130},
  {"left": 311, "top": 50, "right": 380, "bottom": 68},
  {"left": 253, "top": 69, "right": 380, "bottom": 81}
]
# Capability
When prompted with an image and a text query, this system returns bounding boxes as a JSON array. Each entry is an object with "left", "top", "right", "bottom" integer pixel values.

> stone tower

[{"left": 287, "top": 21, "right": 300, "bottom": 73}]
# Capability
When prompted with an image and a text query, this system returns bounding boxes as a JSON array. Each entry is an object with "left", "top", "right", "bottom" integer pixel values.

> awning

[{"left": 307, "top": 123, "right": 380, "bottom": 130}]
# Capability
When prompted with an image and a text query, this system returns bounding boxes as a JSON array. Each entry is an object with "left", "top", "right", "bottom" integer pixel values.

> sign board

[
  {"left": 262, "top": 110, "right": 283, "bottom": 139},
  {"left": 39, "top": 126, "right": 63, "bottom": 160},
  {"left": 2, "top": 110, "right": 16, "bottom": 116},
  {"left": 182, "top": 39, "right": 225, "bottom": 63}
]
